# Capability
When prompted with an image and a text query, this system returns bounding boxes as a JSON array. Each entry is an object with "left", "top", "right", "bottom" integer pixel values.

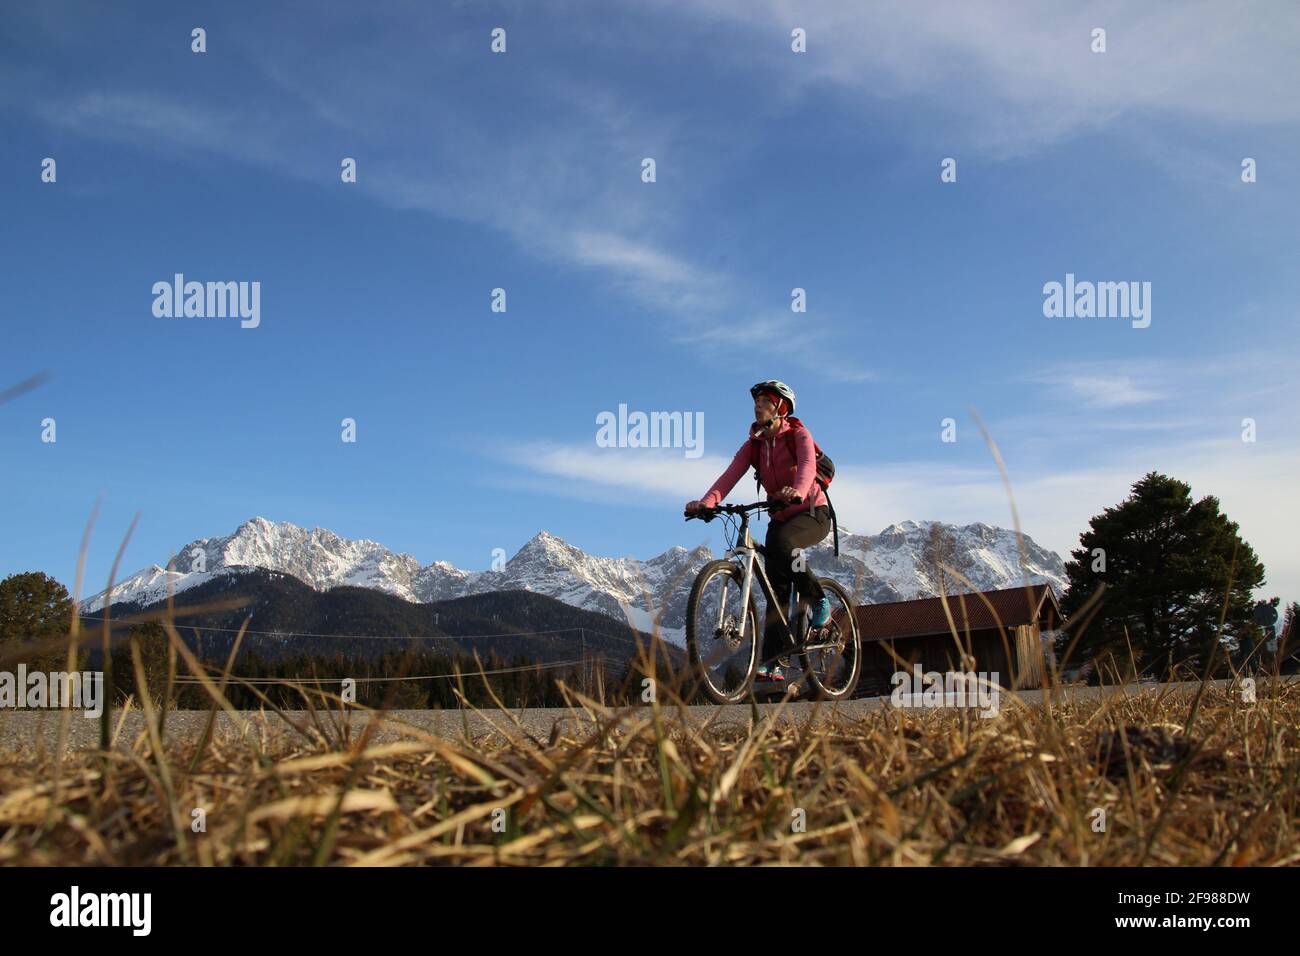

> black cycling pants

[{"left": 762, "top": 505, "right": 831, "bottom": 661}]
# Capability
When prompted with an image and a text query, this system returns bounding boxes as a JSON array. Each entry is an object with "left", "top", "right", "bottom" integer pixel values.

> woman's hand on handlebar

[{"left": 775, "top": 486, "right": 803, "bottom": 505}]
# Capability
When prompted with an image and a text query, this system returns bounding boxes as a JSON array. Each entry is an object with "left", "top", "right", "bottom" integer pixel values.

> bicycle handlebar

[{"left": 684, "top": 497, "right": 802, "bottom": 521}]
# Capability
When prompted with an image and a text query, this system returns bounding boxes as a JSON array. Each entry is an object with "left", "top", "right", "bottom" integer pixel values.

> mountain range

[{"left": 83, "top": 516, "right": 1068, "bottom": 646}]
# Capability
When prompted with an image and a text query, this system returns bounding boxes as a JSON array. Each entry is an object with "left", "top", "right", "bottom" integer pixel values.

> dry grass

[
  {"left": 1, "top": 674, "right": 1297, "bottom": 866},
  {"left": 4, "top": 381, "right": 1293, "bottom": 866}
]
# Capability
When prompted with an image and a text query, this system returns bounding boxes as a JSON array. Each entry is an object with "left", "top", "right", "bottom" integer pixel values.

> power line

[
  {"left": 171, "top": 656, "right": 592, "bottom": 684},
  {"left": 75, "top": 614, "right": 642, "bottom": 645}
]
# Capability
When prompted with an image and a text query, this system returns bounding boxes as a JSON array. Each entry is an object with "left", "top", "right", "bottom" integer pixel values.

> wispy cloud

[
  {"left": 652, "top": 0, "right": 1300, "bottom": 157},
  {"left": 1060, "top": 376, "right": 1165, "bottom": 409},
  {"left": 565, "top": 230, "right": 729, "bottom": 313},
  {"left": 670, "top": 309, "right": 876, "bottom": 383},
  {"left": 1019, "top": 352, "right": 1296, "bottom": 412},
  {"left": 8, "top": 8, "right": 862, "bottom": 379},
  {"left": 493, "top": 440, "right": 719, "bottom": 500},
  {"left": 488, "top": 428, "right": 1300, "bottom": 605},
  {"left": 1025, "top": 361, "right": 1170, "bottom": 409}
]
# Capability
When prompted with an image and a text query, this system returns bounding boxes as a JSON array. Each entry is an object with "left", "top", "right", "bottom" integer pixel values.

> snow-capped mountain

[
  {"left": 819, "top": 520, "right": 1066, "bottom": 604},
  {"left": 82, "top": 516, "right": 1067, "bottom": 645},
  {"left": 82, "top": 517, "right": 426, "bottom": 612}
]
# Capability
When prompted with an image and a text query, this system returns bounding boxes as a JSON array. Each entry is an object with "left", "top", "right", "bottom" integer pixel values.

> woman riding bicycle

[{"left": 685, "top": 380, "right": 833, "bottom": 683}]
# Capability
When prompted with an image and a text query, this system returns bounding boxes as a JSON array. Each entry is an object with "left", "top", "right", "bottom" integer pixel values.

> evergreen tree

[
  {"left": 0, "top": 571, "right": 78, "bottom": 670},
  {"left": 1280, "top": 601, "right": 1300, "bottom": 674},
  {"left": 1061, "top": 472, "right": 1265, "bottom": 678},
  {"left": 113, "top": 621, "right": 172, "bottom": 706}
]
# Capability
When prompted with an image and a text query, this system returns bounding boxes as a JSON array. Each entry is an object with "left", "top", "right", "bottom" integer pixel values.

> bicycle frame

[{"left": 716, "top": 507, "right": 839, "bottom": 654}]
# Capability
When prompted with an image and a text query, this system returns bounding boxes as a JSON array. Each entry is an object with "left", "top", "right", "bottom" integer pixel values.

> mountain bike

[{"left": 683, "top": 500, "right": 861, "bottom": 704}]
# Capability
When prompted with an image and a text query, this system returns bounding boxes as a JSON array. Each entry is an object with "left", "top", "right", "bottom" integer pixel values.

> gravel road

[{"left": 0, "top": 678, "right": 1267, "bottom": 753}]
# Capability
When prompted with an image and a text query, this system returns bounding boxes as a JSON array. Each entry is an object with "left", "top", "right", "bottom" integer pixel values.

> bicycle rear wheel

[
  {"left": 797, "top": 578, "right": 861, "bottom": 701},
  {"left": 685, "top": 560, "right": 760, "bottom": 704}
]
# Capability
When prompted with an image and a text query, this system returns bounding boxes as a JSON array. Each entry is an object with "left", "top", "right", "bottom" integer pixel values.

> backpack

[{"left": 751, "top": 416, "right": 840, "bottom": 556}]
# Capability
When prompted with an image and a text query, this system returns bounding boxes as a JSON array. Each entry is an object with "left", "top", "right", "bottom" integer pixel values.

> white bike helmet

[{"left": 750, "top": 380, "right": 796, "bottom": 415}]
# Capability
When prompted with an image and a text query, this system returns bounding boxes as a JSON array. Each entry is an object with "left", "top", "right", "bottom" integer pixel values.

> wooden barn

[{"left": 851, "top": 584, "right": 1063, "bottom": 697}]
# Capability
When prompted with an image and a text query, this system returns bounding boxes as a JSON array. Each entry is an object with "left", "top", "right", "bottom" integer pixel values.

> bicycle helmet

[{"left": 750, "top": 380, "right": 796, "bottom": 416}]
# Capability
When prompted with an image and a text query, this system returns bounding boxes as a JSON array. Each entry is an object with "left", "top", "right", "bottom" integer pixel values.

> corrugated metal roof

[{"left": 854, "top": 584, "right": 1062, "bottom": 643}]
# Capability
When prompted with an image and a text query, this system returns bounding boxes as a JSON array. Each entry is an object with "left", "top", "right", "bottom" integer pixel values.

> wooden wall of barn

[{"left": 854, "top": 625, "right": 1048, "bottom": 697}]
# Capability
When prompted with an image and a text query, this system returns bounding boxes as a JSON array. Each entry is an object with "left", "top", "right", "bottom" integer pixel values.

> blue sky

[{"left": 2, "top": 1, "right": 1298, "bottom": 608}]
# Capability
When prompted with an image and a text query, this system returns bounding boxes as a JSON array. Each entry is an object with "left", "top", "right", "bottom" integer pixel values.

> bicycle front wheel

[{"left": 685, "top": 560, "right": 760, "bottom": 704}]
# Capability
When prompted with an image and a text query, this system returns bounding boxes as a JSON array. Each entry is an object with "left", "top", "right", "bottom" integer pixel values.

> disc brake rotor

[{"left": 715, "top": 614, "right": 742, "bottom": 650}]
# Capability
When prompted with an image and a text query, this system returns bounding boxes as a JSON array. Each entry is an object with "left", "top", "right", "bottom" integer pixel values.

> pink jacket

[{"left": 700, "top": 419, "right": 828, "bottom": 522}]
